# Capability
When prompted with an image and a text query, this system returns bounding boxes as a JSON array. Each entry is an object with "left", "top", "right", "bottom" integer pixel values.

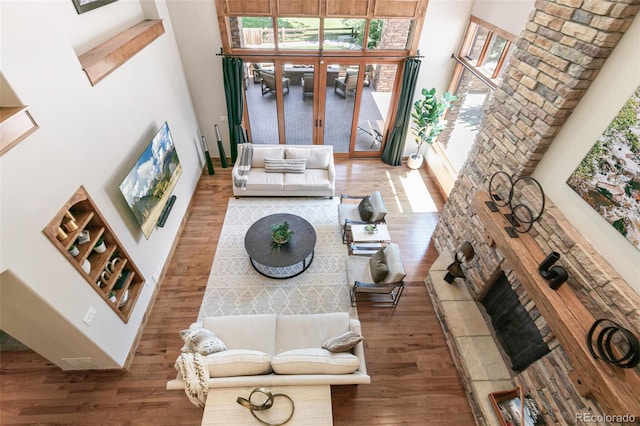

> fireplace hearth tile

[
  {"left": 429, "top": 251, "right": 454, "bottom": 271},
  {"left": 441, "top": 301, "right": 491, "bottom": 336},
  {"left": 456, "top": 336, "right": 511, "bottom": 381},
  {"left": 428, "top": 271, "right": 473, "bottom": 301}
]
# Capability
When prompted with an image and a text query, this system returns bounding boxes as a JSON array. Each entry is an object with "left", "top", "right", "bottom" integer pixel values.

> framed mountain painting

[{"left": 566, "top": 85, "right": 640, "bottom": 251}]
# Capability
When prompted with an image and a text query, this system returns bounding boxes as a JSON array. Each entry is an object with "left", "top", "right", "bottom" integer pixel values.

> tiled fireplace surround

[{"left": 427, "top": 1, "right": 640, "bottom": 425}]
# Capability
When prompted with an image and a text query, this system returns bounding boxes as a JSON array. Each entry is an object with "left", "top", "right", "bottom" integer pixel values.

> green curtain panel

[
  {"left": 382, "top": 58, "right": 421, "bottom": 166},
  {"left": 222, "top": 57, "right": 247, "bottom": 164}
]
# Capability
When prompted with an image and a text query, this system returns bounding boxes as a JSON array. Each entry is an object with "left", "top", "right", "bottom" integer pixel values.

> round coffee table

[{"left": 244, "top": 213, "right": 317, "bottom": 279}]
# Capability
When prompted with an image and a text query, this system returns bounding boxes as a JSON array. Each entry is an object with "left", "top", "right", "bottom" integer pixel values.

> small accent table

[
  {"left": 201, "top": 385, "right": 333, "bottom": 426},
  {"left": 244, "top": 213, "right": 317, "bottom": 279},
  {"left": 348, "top": 224, "right": 391, "bottom": 256}
]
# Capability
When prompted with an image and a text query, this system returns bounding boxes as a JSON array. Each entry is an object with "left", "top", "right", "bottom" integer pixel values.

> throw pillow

[
  {"left": 180, "top": 327, "right": 226, "bottom": 356},
  {"left": 264, "top": 158, "right": 307, "bottom": 173},
  {"left": 322, "top": 331, "right": 363, "bottom": 353},
  {"left": 358, "top": 196, "right": 374, "bottom": 221},
  {"left": 369, "top": 248, "right": 389, "bottom": 283}
]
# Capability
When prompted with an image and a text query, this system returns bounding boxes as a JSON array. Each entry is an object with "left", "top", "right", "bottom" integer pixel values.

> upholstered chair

[
  {"left": 346, "top": 243, "right": 406, "bottom": 307},
  {"left": 338, "top": 191, "right": 387, "bottom": 243},
  {"left": 334, "top": 71, "right": 358, "bottom": 99},
  {"left": 261, "top": 71, "right": 290, "bottom": 96}
]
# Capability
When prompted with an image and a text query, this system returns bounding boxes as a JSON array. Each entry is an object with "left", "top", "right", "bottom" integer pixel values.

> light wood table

[
  {"left": 349, "top": 224, "right": 391, "bottom": 255},
  {"left": 201, "top": 385, "right": 333, "bottom": 425}
]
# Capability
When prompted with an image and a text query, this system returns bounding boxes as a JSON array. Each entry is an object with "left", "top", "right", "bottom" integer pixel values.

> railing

[{"left": 242, "top": 27, "right": 356, "bottom": 46}]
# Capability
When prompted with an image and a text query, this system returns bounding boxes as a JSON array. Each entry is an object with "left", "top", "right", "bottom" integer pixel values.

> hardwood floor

[{"left": 0, "top": 158, "right": 474, "bottom": 425}]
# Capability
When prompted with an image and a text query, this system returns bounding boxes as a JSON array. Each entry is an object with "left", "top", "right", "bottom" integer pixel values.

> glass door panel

[
  {"left": 283, "top": 61, "right": 315, "bottom": 144},
  {"left": 324, "top": 63, "right": 359, "bottom": 154},
  {"left": 354, "top": 63, "right": 397, "bottom": 154},
  {"left": 245, "top": 61, "right": 280, "bottom": 144}
]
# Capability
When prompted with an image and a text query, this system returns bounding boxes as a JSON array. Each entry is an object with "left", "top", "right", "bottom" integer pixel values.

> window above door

[{"left": 217, "top": 0, "right": 426, "bottom": 55}]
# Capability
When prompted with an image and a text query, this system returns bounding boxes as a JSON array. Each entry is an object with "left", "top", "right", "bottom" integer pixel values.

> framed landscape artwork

[
  {"left": 72, "top": 0, "right": 118, "bottom": 14},
  {"left": 566, "top": 85, "right": 640, "bottom": 251},
  {"left": 119, "top": 122, "right": 182, "bottom": 239}
]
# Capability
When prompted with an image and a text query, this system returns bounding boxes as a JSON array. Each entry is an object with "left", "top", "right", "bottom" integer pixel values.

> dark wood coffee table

[{"left": 244, "top": 213, "right": 316, "bottom": 279}]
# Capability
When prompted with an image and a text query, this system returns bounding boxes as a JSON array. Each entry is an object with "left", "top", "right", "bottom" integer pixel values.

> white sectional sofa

[
  {"left": 166, "top": 312, "right": 370, "bottom": 390},
  {"left": 232, "top": 143, "right": 335, "bottom": 197}
]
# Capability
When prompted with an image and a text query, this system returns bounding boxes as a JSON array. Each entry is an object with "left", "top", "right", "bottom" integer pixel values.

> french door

[{"left": 244, "top": 57, "right": 402, "bottom": 157}]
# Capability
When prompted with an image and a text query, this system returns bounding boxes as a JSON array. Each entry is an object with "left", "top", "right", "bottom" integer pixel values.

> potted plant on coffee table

[
  {"left": 271, "top": 220, "right": 294, "bottom": 253},
  {"left": 408, "top": 87, "right": 457, "bottom": 169}
]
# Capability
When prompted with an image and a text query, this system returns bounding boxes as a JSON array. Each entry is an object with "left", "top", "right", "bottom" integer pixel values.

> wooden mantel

[
  {"left": 78, "top": 19, "right": 164, "bottom": 86},
  {"left": 472, "top": 191, "right": 640, "bottom": 418}
]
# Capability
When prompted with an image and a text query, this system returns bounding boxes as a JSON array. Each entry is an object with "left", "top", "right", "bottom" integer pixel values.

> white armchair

[
  {"left": 346, "top": 243, "right": 406, "bottom": 307},
  {"left": 338, "top": 191, "right": 387, "bottom": 243}
]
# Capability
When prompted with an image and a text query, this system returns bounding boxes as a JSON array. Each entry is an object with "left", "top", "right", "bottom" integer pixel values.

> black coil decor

[
  {"left": 486, "top": 171, "right": 546, "bottom": 238},
  {"left": 587, "top": 319, "right": 640, "bottom": 369}
]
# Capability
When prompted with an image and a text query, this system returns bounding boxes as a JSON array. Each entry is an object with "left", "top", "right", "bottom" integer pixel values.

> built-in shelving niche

[
  {"left": 43, "top": 186, "right": 145, "bottom": 323},
  {"left": 78, "top": 19, "right": 164, "bottom": 86}
]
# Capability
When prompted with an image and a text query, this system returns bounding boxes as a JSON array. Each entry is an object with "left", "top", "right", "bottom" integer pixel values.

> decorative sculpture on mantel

[
  {"left": 486, "top": 171, "right": 546, "bottom": 238},
  {"left": 444, "top": 241, "right": 475, "bottom": 284},
  {"left": 587, "top": 318, "right": 639, "bottom": 369}
]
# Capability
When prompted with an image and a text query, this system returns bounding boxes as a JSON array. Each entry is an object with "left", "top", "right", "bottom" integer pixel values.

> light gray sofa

[
  {"left": 232, "top": 144, "right": 335, "bottom": 197},
  {"left": 166, "top": 312, "right": 370, "bottom": 390}
]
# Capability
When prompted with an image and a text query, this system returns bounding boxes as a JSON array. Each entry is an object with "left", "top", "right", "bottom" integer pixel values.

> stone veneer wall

[{"left": 433, "top": 0, "right": 640, "bottom": 423}]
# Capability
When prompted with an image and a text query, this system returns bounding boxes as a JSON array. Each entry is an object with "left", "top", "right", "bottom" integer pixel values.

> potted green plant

[
  {"left": 271, "top": 221, "right": 294, "bottom": 252},
  {"left": 68, "top": 244, "right": 80, "bottom": 257},
  {"left": 93, "top": 236, "right": 106, "bottom": 253},
  {"left": 409, "top": 87, "right": 457, "bottom": 169}
]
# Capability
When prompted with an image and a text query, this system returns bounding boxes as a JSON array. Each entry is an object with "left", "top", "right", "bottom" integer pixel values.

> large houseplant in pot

[{"left": 408, "top": 87, "right": 457, "bottom": 169}]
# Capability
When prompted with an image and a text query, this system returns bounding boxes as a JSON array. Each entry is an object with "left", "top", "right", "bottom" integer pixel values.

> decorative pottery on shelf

[
  {"left": 68, "top": 244, "right": 80, "bottom": 257},
  {"left": 93, "top": 237, "right": 106, "bottom": 253}
]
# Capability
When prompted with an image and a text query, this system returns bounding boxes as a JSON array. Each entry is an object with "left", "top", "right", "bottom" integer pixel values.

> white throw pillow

[
  {"left": 323, "top": 331, "right": 363, "bottom": 353},
  {"left": 271, "top": 348, "right": 360, "bottom": 375},
  {"left": 180, "top": 326, "right": 226, "bottom": 356},
  {"left": 206, "top": 349, "right": 272, "bottom": 377}
]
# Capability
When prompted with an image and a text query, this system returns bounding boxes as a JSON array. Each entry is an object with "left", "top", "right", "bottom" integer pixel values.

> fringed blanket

[
  {"left": 175, "top": 352, "right": 209, "bottom": 407},
  {"left": 232, "top": 143, "right": 253, "bottom": 189}
]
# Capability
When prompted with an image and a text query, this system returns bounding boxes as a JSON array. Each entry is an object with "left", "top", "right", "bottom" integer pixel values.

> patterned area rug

[{"left": 198, "top": 198, "right": 356, "bottom": 320}]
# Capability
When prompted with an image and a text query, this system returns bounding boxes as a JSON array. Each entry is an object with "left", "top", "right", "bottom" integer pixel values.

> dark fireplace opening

[{"left": 481, "top": 272, "right": 550, "bottom": 372}]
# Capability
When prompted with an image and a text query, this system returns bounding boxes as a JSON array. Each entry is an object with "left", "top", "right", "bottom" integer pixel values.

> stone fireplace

[
  {"left": 426, "top": 1, "right": 640, "bottom": 424},
  {"left": 480, "top": 271, "right": 550, "bottom": 373}
]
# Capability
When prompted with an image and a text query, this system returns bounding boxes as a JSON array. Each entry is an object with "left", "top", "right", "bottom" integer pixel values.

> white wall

[
  {"left": 166, "top": 0, "right": 229, "bottom": 160},
  {"left": 470, "top": 0, "right": 534, "bottom": 37},
  {"left": 419, "top": 0, "right": 534, "bottom": 186},
  {"left": 533, "top": 15, "right": 640, "bottom": 292},
  {"left": 407, "top": 0, "right": 474, "bottom": 158},
  {"left": 0, "top": 0, "right": 202, "bottom": 368}
]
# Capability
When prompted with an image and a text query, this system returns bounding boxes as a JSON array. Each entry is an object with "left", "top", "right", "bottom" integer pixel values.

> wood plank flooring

[{"left": 0, "top": 158, "right": 474, "bottom": 425}]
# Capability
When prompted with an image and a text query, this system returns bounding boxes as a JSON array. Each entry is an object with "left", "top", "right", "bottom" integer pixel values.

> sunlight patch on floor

[
  {"left": 385, "top": 171, "right": 405, "bottom": 214},
  {"left": 399, "top": 169, "right": 438, "bottom": 213}
]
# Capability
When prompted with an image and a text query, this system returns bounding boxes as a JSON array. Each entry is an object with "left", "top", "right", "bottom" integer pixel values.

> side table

[{"left": 348, "top": 224, "right": 391, "bottom": 256}]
